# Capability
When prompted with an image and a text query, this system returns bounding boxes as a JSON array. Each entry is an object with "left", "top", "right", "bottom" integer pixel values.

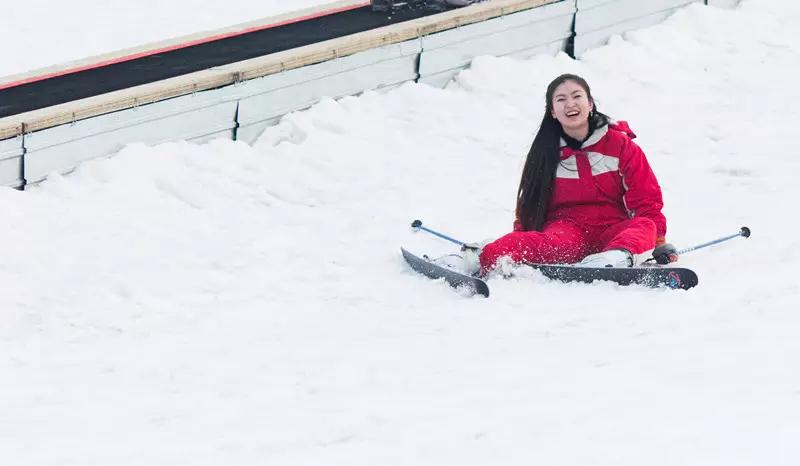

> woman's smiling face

[{"left": 550, "top": 79, "right": 594, "bottom": 137}]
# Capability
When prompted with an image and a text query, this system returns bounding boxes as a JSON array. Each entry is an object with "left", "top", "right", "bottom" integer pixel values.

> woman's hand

[{"left": 653, "top": 237, "right": 679, "bottom": 264}]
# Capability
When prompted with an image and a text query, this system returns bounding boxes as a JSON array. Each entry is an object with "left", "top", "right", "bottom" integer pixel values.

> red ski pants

[{"left": 479, "top": 218, "right": 657, "bottom": 270}]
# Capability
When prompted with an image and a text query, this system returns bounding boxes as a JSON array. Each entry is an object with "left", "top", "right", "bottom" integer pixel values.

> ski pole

[
  {"left": 675, "top": 226, "right": 751, "bottom": 256},
  {"left": 647, "top": 226, "right": 751, "bottom": 263},
  {"left": 410, "top": 220, "right": 465, "bottom": 247}
]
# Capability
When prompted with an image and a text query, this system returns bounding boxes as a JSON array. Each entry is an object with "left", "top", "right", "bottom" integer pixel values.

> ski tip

[
  {"left": 669, "top": 269, "right": 699, "bottom": 290},
  {"left": 400, "top": 247, "right": 490, "bottom": 298}
]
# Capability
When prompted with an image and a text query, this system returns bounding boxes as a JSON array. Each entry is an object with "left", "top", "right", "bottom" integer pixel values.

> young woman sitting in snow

[{"left": 475, "top": 73, "right": 677, "bottom": 273}]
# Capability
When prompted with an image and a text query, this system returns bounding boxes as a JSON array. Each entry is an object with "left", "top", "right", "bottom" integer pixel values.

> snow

[
  {"left": 0, "top": 0, "right": 342, "bottom": 78},
  {"left": 2, "top": 0, "right": 800, "bottom": 464}
]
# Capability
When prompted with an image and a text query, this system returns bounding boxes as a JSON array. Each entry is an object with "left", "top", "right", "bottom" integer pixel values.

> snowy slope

[
  {"left": 0, "top": 0, "right": 344, "bottom": 78},
  {"left": 2, "top": 0, "right": 800, "bottom": 465}
]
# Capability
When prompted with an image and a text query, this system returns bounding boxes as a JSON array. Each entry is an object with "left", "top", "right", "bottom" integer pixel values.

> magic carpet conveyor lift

[
  {"left": 1, "top": 1, "right": 482, "bottom": 119},
  {"left": 371, "top": 0, "right": 483, "bottom": 12}
]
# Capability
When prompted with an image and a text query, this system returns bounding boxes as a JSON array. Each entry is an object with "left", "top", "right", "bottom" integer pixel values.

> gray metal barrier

[
  {"left": 574, "top": 0, "right": 701, "bottom": 56},
  {"left": 0, "top": 135, "right": 24, "bottom": 188}
]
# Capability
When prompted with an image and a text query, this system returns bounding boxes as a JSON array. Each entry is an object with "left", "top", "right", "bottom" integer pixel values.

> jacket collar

[{"left": 560, "top": 122, "right": 608, "bottom": 149}]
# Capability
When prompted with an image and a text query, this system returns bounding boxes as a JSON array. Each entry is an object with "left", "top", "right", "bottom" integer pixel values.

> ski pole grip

[{"left": 408, "top": 219, "right": 465, "bottom": 247}]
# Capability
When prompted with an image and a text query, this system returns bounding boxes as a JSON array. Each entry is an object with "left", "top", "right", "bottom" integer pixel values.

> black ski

[
  {"left": 523, "top": 263, "right": 698, "bottom": 290},
  {"left": 401, "top": 248, "right": 697, "bottom": 294},
  {"left": 401, "top": 247, "right": 490, "bottom": 297}
]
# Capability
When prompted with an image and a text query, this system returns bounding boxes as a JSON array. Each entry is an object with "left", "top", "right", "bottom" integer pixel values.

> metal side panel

[
  {"left": 236, "top": 81, "right": 407, "bottom": 145},
  {"left": 235, "top": 39, "right": 421, "bottom": 132},
  {"left": 24, "top": 90, "right": 238, "bottom": 184},
  {"left": 576, "top": 0, "right": 693, "bottom": 13},
  {"left": 575, "top": 0, "right": 698, "bottom": 34},
  {"left": 0, "top": 136, "right": 24, "bottom": 188},
  {"left": 706, "top": 0, "right": 740, "bottom": 8},
  {"left": 574, "top": 7, "right": 687, "bottom": 56},
  {"left": 418, "top": 5, "right": 574, "bottom": 84},
  {"left": 418, "top": 39, "right": 565, "bottom": 88},
  {"left": 187, "top": 129, "right": 239, "bottom": 144},
  {"left": 236, "top": 117, "right": 283, "bottom": 147},
  {"left": 420, "top": 1, "right": 575, "bottom": 50},
  {"left": 228, "top": 39, "right": 422, "bottom": 99}
]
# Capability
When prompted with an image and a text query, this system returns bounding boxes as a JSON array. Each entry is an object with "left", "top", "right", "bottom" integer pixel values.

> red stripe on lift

[{"left": 0, "top": 2, "right": 371, "bottom": 91}]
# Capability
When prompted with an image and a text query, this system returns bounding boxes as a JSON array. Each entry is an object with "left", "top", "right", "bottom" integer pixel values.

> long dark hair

[{"left": 516, "top": 74, "right": 609, "bottom": 231}]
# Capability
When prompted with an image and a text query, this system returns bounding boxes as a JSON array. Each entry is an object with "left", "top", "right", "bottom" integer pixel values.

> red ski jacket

[{"left": 515, "top": 120, "right": 667, "bottom": 238}]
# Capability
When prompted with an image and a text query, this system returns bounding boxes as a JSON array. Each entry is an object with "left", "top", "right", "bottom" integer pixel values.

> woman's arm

[{"left": 619, "top": 138, "right": 667, "bottom": 239}]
